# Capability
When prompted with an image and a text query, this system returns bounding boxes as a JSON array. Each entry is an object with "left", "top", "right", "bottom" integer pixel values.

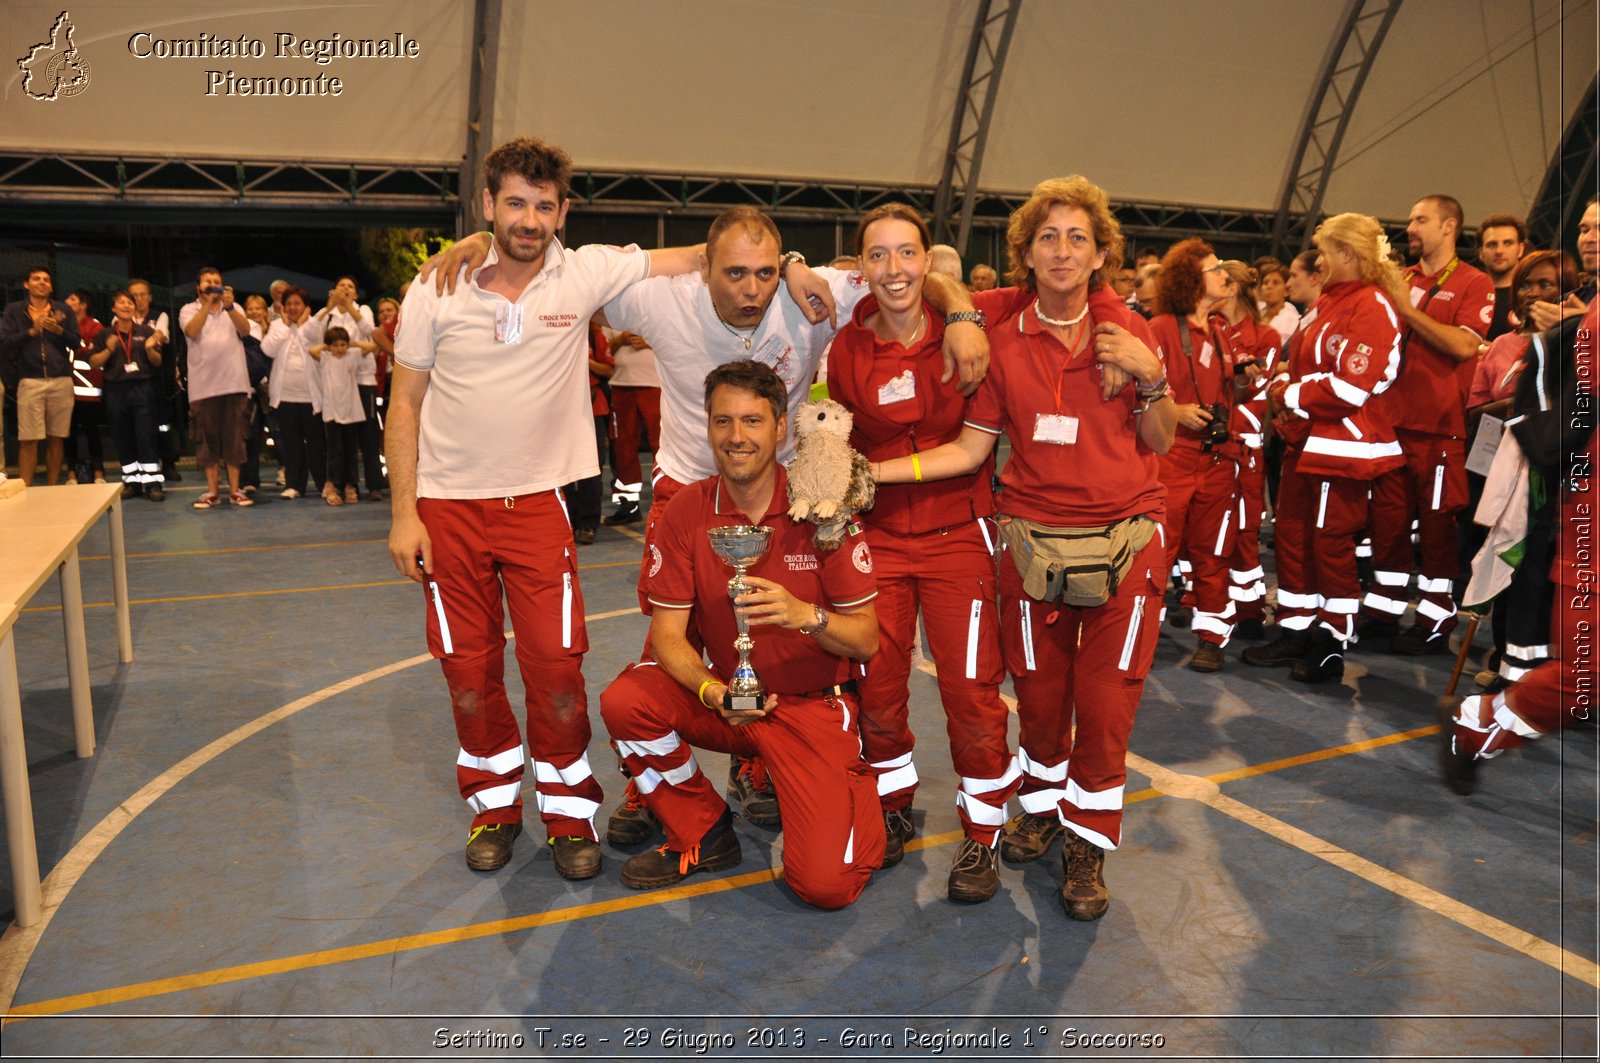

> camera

[
  {"left": 1200, "top": 403, "right": 1231, "bottom": 450},
  {"left": 203, "top": 285, "right": 225, "bottom": 296}
]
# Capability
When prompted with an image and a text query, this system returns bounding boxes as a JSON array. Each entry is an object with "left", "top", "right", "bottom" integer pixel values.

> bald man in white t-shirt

[{"left": 388, "top": 137, "right": 709, "bottom": 880}]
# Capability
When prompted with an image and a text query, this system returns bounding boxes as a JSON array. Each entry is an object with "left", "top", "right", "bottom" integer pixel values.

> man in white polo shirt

[{"left": 387, "top": 136, "right": 705, "bottom": 878}]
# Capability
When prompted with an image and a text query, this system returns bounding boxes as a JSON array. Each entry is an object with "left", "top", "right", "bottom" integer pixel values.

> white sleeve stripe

[
  {"left": 963, "top": 419, "right": 1003, "bottom": 435},
  {"left": 830, "top": 592, "right": 878, "bottom": 608}
]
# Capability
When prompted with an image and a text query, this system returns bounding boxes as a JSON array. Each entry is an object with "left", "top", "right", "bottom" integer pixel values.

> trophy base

[{"left": 724, "top": 692, "right": 764, "bottom": 713}]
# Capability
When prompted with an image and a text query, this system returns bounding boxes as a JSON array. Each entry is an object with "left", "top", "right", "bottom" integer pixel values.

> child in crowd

[{"left": 308, "top": 326, "right": 369, "bottom": 506}]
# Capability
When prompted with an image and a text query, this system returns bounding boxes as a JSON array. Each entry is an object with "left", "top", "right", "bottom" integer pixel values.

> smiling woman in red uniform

[
  {"left": 825, "top": 203, "right": 1017, "bottom": 903},
  {"left": 1247, "top": 213, "right": 1405, "bottom": 684},
  {"left": 1210, "top": 261, "right": 1282, "bottom": 641},
  {"left": 1147, "top": 239, "right": 1243, "bottom": 672},
  {"left": 874, "top": 175, "right": 1176, "bottom": 921}
]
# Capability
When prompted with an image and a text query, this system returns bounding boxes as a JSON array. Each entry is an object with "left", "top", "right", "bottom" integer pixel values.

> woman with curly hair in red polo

[
  {"left": 1146, "top": 238, "right": 1243, "bottom": 671},
  {"left": 874, "top": 175, "right": 1176, "bottom": 920}
]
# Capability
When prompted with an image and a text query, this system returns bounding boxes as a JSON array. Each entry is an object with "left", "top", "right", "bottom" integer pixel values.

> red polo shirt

[
  {"left": 1390, "top": 258, "right": 1495, "bottom": 438},
  {"left": 826, "top": 294, "right": 995, "bottom": 534},
  {"left": 966, "top": 285, "right": 1166, "bottom": 526},
  {"left": 1147, "top": 313, "right": 1237, "bottom": 450},
  {"left": 647, "top": 466, "right": 878, "bottom": 694}
]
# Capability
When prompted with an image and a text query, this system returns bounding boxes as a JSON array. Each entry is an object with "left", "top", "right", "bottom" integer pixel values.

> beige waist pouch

[{"left": 999, "top": 514, "right": 1158, "bottom": 608}]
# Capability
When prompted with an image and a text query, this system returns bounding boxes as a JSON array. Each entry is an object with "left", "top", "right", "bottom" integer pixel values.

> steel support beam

[
  {"left": 1527, "top": 73, "right": 1598, "bottom": 254},
  {"left": 931, "top": 0, "right": 1022, "bottom": 255},
  {"left": 459, "top": 0, "right": 501, "bottom": 237},
  {"left": 1270, "top": 0, "right": 1403, "bottom": 259}
]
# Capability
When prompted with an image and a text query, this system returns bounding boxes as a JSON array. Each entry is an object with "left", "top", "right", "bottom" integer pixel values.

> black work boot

[
  {"left": 1290, "top": 627, "right": 1346, "bottom": 684},
  {"left": 1241, "top": 626, "right": 1310, "bottom": 667}
]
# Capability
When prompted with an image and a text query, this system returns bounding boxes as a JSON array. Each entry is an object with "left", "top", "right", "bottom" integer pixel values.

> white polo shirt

[
  {"left": 604, "top": 266, "right": 867, "bottom": 483},
  {"left": 395, "top": 238, "right": 649, "bottom": 499},
  {"left": 177, "top": 301, "right": 250, "bottom": 402}
]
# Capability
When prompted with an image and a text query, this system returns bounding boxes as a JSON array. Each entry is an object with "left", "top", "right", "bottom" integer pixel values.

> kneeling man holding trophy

[{"left": 600, "top": 360, "right": 887, "bottom": 909}]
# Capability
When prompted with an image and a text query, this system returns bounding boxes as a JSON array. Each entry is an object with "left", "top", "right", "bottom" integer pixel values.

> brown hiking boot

[
  {"left": 999, "top": 811, "right": 1065, "bottom": 864},
  {"left": 1189, "top": 640, "right": 1225, "bottom": 673},
  {"left": 620, "top": 810, "right": 742, "bottom": 890},
  {"left": 1060, "top": 833, "right": 1110, "bottom": 921},
  {"left": 606, "top": 778, "right": 657, "bottom": 845},
  {"left": 881, "top": 807, "right": 916, "bottom": 868},
  {"left": 464, "top": 822, "right": 520, "bottom": 871},
  {"left": 947, "top": 836, "right": 1001, "bottom": 903},
  {"left": 549, "top": 836, "right": 602, "bottom": 880},
  {"left": 727, "top": 755, "right": 780, "bottom": 827}
]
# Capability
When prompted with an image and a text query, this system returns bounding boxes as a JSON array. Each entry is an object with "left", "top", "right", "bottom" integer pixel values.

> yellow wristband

[
  {"left": 696, "top": 679, "right": 717, "bottom": 708},
  {"left": 911, "top": 452, "right": 923, "bottom": 483}
]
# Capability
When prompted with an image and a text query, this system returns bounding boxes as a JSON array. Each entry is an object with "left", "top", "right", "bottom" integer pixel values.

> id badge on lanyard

[{"left": 1033, "top": 412, "right": 1078, "bottom": 445}]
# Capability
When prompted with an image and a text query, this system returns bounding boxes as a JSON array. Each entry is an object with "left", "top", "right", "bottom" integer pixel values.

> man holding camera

[{"left": 179, "top": 267, "right": 254, "bottom": 508}]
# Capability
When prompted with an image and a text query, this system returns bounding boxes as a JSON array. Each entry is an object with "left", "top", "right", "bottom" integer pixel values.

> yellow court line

[
  {"left": 610, "top": 524, "right": 648, "bottom": 545},
  {"left": 0, "top": 607, "right": 644, "bottom": 1018},
  {"left": 19, "top": 561, "right": 645, "bottom": 613},
  {"left": 6, "top": 865, "right": 787, "bottom": 1021},
  {"left": 8, "top": 639, "right": 1590, "bottom": 1018}
]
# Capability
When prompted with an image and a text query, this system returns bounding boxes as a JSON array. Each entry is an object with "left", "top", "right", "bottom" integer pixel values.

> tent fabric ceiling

[{"left": 2, "top": 0, "right": 1593, "bottom": 224}]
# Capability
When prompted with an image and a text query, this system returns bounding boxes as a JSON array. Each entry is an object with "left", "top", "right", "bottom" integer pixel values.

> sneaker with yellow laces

[{"left": 620, "top": 809, "right": 742, "bottom": 889}]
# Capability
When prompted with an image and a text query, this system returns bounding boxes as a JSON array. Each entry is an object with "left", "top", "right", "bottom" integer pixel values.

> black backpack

[{"left": 1507, "top": 312, "right": 1594, "bottom": 482}]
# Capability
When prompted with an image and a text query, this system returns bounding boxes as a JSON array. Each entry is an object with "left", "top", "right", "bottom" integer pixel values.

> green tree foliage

[{"left": 358, "top": 228, "right": 454, "bottom": 295}]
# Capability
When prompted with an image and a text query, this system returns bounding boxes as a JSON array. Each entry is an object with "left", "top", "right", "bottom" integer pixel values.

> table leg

[
  {"left": 57, "top": 546, "right": 96, "bottom": 759},
  {"left": 109, "top": 493, "right": 133, "bottom": 664},
  {"left": 0, "top": 629, "right": 43, "bottom": 928}
]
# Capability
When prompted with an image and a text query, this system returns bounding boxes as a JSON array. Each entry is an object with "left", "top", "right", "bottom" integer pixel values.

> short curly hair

[
  {"left": 1153, "top": 238, "right": 1214, "bottom": 316},
  {"left": 484, "top": 136, "right": 572, "bottom": 200},
  {"left": 1005, "top": 175, "right": 1124, "bottom": 291}
]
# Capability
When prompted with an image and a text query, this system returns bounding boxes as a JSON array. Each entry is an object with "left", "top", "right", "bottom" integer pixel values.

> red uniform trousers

[
  {"left": 999, "top": 530, "right": 1165, "bottom": 851},
  {"left": 1226, "top": 447, "right": 1268, "bottom": 624},
  {"left": 1364, "top": 430, "right": 1468, "bottom": 635},
  {"left": 600, "top": 662, "right": 886, "bottom": 910},
  {"left": 1158, "top": 442, "right": 1239, "bottom": 645},
  {"left": 418, "top": 492, "right": 601, "bottom": 840},
  {"left": 1271, "top": 449, "right": 1369, "bottom": 641},
  {"left": 1451, "top": 590, "right": 1593, "bottom": 758},
  {"left": 608, "top": 385, "right": 661, "bottom": 505},
  {"left": 856, "top": 518, "right": 1018, "bottom": 845}
]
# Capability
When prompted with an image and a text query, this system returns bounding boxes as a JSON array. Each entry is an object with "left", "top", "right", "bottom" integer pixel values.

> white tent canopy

[{"left": 1, "top": 0, "right": 1593, "bottom": 224}]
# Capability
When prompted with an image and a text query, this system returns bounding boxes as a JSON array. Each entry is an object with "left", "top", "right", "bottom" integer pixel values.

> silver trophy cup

[{"left": 707, "top": 524, "right": 774, "bottom": 712}]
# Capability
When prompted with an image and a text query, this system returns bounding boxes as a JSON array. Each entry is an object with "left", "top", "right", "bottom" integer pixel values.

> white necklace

[
  {"left": 1034, "top": 299, "right": 1088, "bottom": 328},
  {"left": 714, "top": 308, "right": 756, "bottom": 350}
]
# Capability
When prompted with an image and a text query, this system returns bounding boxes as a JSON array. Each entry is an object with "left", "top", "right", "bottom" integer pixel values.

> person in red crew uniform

[
  {"left": 1438, "top": 301, "right": 1597, "bottom": 793},
  {"left": 63, "top": 290, "right": 106, "bottom": 485},
  {"left": 386, "top": 136, "right": 706, "bottom": 877},
  {"left": 1147, "top": 239, "right": 1244, "bottom": 672},
  {"left": 599, "top": 360, "right": 885, "bottom": 908},
  {"left": 601, "top": 329, "right": 660, "bottom": 527},
  {"left": 1245, "top": 213, "right": 1405, "bottom": 683},
  {"left": 1465, "top": 250, "right": 1579, "bottom": 688},
  {"left": 1359, "top": 195, "right": 1496, "bottom": 655},
  {"left": 825, "top": 203, "right": 1017, "bottom": 902},
  {"left": 874, "top": 175, "right": 1176, "bottom": 921},
  {"left": 1210, "top": 261, "right": 1282, "bottom": 641}
]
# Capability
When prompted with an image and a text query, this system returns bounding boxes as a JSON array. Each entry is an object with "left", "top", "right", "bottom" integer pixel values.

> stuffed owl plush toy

[{"left": 786, "top": 399, "right": 876, "bottom": 550}]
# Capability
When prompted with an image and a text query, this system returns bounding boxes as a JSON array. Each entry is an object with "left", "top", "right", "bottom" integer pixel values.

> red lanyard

[
  {"left": 1038, "top": 311, "right": 1092, "bottom": 415},
  {"left": 116, "top": 324, "right": 136, "bottom": 367}
]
